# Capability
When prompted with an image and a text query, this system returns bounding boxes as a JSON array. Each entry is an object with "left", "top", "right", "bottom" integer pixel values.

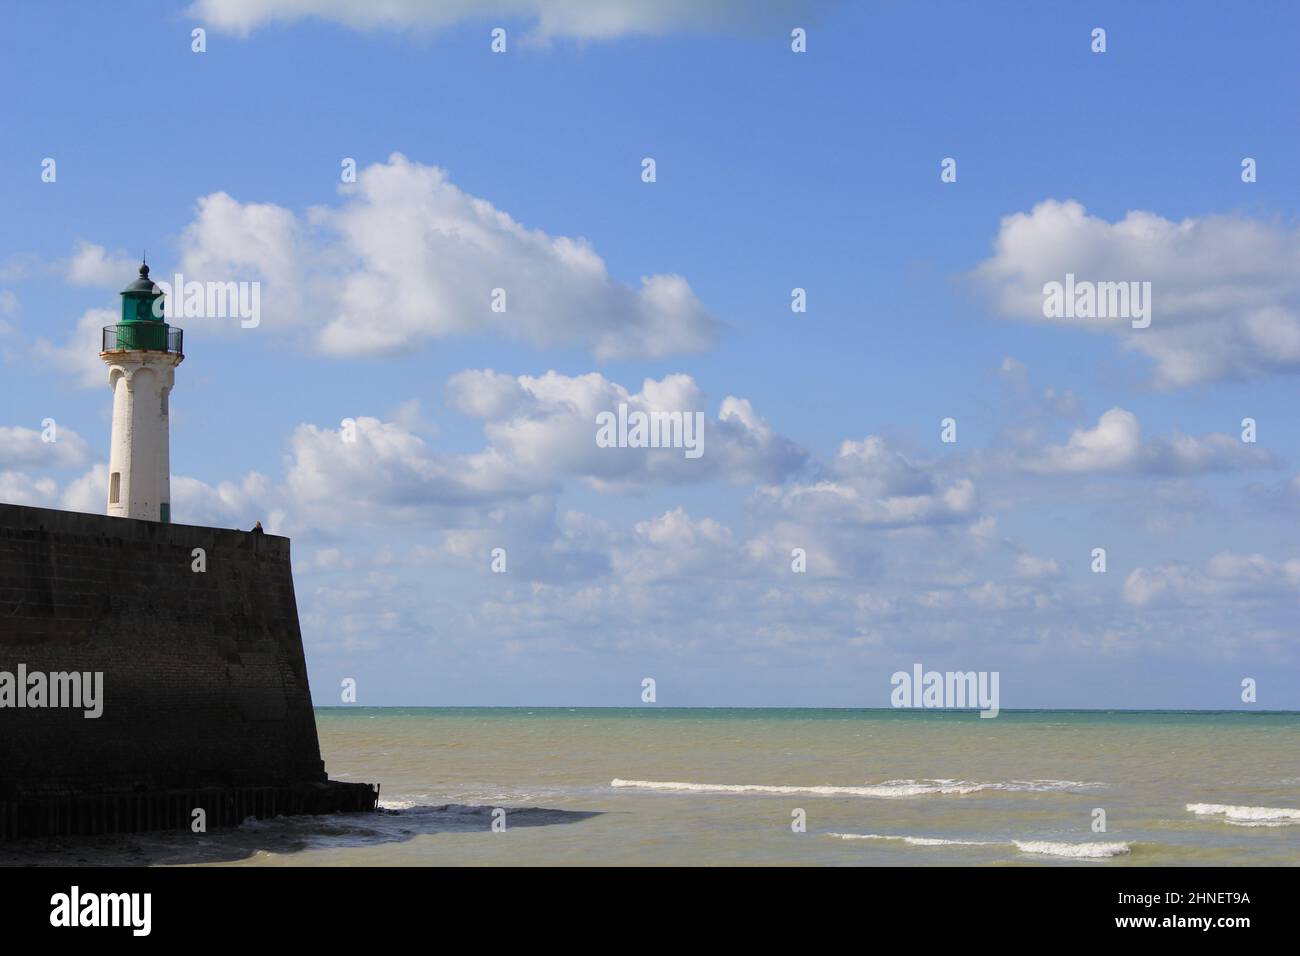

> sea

[{"left": 5, "top": 708, "right": 1298, "bottom": 866}]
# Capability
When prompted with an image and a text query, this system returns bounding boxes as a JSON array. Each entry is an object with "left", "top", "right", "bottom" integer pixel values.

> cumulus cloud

[
  {"left": 32, "top": 308, "right": 114, "bottom": 389},
  {"left": 286, "top": 371, "right": 803, "bottom": 525},
  {"left": 66, "top": 241, "right": 137, "bottom": 288},
  {"left": 0, "top": 423, "right": 91, "bottom": 469},
  {"left": 614, "top": 507, "right": 738, "bottom": 585},
  {"left": 286, "top": 415, "right": 539, "bottom": 520},
  {"left": 415, "top": 498, "right": 611, "bottom": 585},
  {"left": 445, "top": 369, "right": 530, "bottom": 420},
  {"left": 756, "top": 435, "right": 978, "bottom": 530},
  {"left": 973, "top": 199, "right": 1300, "bottom": 387},
  {"left": 1, "top": 463, "right": 276, "bottom": 527},
  {"left": 174, "top": 154, "right": 717, "bottom": 359},
  {"left": 177, "top": 191, "right": 307, "bottom": 334},
  {"left": 1, "top": 365, "right": 799, "bottom": 537},
  {"left": 172, "top": 472, "right": 281, "bottom": 531},
  {"left": 0, "top": 463, "right": 99, "bottom": 513},
  {"left": 189, "top": 0, "right": 834, "bottom": 40},
  {"left": 451, "top": 369, "right": 805, "bottom": 490},
  {"left": 1009, "top": 408, "right": 1272, "bottom": 476},
  {"left": 0, "top": 471, "right": 59, "bottom": 508},
  {"left": 1124, "top": 552, "right": 1300, "bottom": 606},
  {"left": 53, "top": 464, "right": 105, "bottom": 514}
]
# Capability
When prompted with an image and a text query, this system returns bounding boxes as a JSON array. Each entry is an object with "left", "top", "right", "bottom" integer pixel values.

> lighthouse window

[{"left": 109, "top": 472, "right": 121, "bottom": 504}]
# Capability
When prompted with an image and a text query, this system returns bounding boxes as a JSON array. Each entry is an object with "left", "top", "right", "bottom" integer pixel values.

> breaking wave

[
  {"left": 1012, "top": 840, "right": 1131, "bottom": 858},
  {"left": 830, "top": 833, "right": 995, "bottom": 847},
  {"left": 1186, "top": 803, "right": 1300, "bottom": 827},
  {"left": 610, "top": 777, "right": 1104, "bottom": 797},
  {"left": 830, "top": 833, "right": 1131, "bottom": 858}
]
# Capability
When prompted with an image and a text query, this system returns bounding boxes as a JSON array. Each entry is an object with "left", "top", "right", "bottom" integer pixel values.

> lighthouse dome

[{"left": 121, "top": 261, "right": 158, "bottom": 296}]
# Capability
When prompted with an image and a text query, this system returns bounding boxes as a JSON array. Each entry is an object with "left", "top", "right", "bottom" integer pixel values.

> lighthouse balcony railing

[{"left": 101, "top": 325, "right": 183, "bottom": 355}]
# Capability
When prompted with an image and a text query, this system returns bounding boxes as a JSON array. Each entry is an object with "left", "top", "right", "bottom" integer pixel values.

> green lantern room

[{"left": 101, "top": 261, "right": 183, "bottom": 355}]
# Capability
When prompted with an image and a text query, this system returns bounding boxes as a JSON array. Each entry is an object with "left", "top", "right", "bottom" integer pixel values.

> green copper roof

[{"left": 121, "top": 261, "right": 158, "bottom": 296}]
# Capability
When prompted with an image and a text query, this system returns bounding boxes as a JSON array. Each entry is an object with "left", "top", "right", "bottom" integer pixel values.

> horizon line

[{"left": 313, "top": 705, "right": 1300, "bottom": 714}]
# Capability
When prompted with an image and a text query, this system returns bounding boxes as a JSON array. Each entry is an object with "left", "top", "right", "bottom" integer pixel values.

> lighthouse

[{"left": 99, "top": 261, "right": 184, "bottom": 523}]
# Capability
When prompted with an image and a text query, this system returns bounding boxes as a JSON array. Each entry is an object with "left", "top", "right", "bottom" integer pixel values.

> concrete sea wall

[{"left": 0, "top": 503, "right": 376, "bottom": 838}]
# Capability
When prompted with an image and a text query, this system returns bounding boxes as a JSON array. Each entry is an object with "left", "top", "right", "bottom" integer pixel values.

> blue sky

[{"left": 3, "top": 1, "right": 1299, "bottom": 708}]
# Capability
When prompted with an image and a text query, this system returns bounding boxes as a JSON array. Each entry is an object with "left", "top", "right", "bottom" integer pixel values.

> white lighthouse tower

[{"left": 99, "top": 261, "right": 184, "bottom": 523}]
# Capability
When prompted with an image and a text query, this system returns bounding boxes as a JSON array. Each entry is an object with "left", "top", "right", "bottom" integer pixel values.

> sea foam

[
  {"left": 1186, "top": 803, "right": 1300, "bottom": 826},
  {"left": 830, "top": 833, "right": 995, "bottom": 847},
  {"left": 1011, "top": 840, "right": 1131, "bottom": 858},
  {"left": 610, "top": 777, "right": 1102, "bottom": 797},
  {"left": 829, "top": 833, "right": 1130, "bottom": 858}
]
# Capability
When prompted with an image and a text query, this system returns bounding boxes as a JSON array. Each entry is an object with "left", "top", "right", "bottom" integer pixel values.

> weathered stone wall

[{"left": 0, "top": 504, "right": 328, "bottom": 800}]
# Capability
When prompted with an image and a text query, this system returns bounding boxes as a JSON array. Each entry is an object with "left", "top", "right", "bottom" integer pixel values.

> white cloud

[
  {"left": 389, "top": 398, "right": 437, "bottom": 437},
  {"left": 1124, "top": 552, "right": 1300, "bottom": 606},
  {"left": 445, "top": 369, "right": 529, "bottom": 420},
  {"left": 1016, "top": 408, "right": 1272, "bottom": 476},
  {"left": 614, "top": 507, "right": 738, "bottom": 585},
  {"left": 461, "top": 370, "right": 805, "bottom": 490},
  {"left": 176, "top": 155, "right": 716, "bottom": 359},
  {"left": 3, "top": 464, "right": 275, "bottom": 526},
  {"left": 756, "top": 436, "right": 978, "bottom": 530},
  {"left": 286, "top": 371, "right": 803, "bottom": 526},
  {"left": 66, "top": 241, "right": 137, "bottom": 288},
  {"left": 189, "top": 0, "right": 833, "bottom": 40},
  {"left": 172, "top": 472, "right": 281, "bottom": 531},
  {"left": 32, "top": 308, "right": 114, "bottom": 389},
  {"left": 415, "top": 498, "right": 611, "bottom": 585},
  {"left": 59, "top": 464, "right": 107, "bottom": 514},
  {"left": 178, "top": 191, "right": 306, "bottom": 334},
  {"left": 285, "top": 415, "right": 539, "bottom": 522},
  {"left": 973, "top": 199, "right": 1300, "bottom": 387},
  {"left": 1014, "top": 554, "right": 1061, "bottom": 580},
  {"left": 0, "top": 423, "right": 91, "bottom": 469},
  {"left": 0, "top": 471, "right": 59, "bottom": 508}
]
